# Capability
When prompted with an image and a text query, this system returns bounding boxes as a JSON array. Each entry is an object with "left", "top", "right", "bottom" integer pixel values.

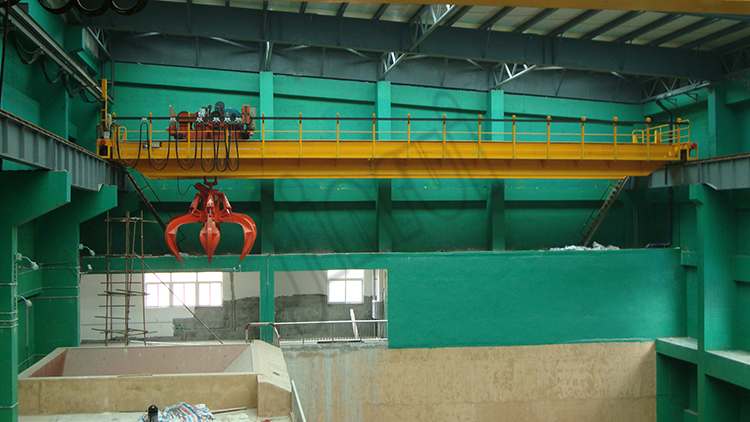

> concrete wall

[
  {"left": 80, "top": 269, "right": 385, "bottom": 341},
  {"left": 284, "top": 342, "right": 656, "bottom": 422},
  {"left": 79, "top": 272, "right": 260, "bottom": 341}
]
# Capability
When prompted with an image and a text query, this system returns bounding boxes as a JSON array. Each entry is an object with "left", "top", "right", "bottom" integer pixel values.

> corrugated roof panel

[
  {"left": 454, "top": 5, "right": 506, "bottom": 26},
  {"left": 563, "top": 10, "right": 630, "bottom": 37},
  {"left": 343, "top": 2, "right": 381, "bottom": 19},
  {"left": 524, "top": 8, "right": 584, "bottom": 34},
  {"left": 595, "top": 12, "right": 668, "bottom": 39},
  {"left": 493, "top": 7, "right": 544, "bottom": 30},
  {"left": 703, "top": 25, "right": 750, "bottom": 49},
  {"left": 630, "top": 15, "right": 703, "bottom": 42},
  {"left": 380, "top": 3, "right": 425, "bottom": 22},
  {"left": 671, "top": 19, "right": 741, "bottom": 45},
  {"left": 305, "top": 1, "right": 341, "bottom": 15}
]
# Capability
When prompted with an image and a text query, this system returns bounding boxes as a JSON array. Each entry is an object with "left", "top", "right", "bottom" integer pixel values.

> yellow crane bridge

[{"left": 96, "top": 114, "right": 696, "bottom": 180}]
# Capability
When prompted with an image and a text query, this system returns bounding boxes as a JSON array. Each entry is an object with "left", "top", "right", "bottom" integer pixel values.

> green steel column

[
  {"left": 486, "top": 90, "right": 504, "bottom": 141},
  {"left": 690, "top": 185, "right": 736, "bottom": 422},
  {"left": 33, "top": 187, "right": 117, "bottom": 354},
  {"left": 0, "top": 171, "right": 70, "bottom": 422},
  {"left": 0, "top": 227, "right": 18, "bottom": 422},
  {"left": 707, "top": 84, "right": 739, "bottom": 158},
  {"left": 376, "top": 81, "right": 391, "bottom": 140},
  {"left": 259, "top": 72, "right": 274, "bottom": 140},
  {"left": 259, "top": 256, "right": 275, "bottom": 343},
  {"left": 260, "top": 180, "right": 274, "bottom": 254},
  {"left": 259, "top": 179, "right": 274, "bottom": 343},
  {"left": 377, "top": 179, "right": 392, "bottom": 252},
  {"left": 489, "top": 180, "right": 505, "bottom": 251},
  {"left": 42, "top": 85, "right": 70, "bottom": 141}
]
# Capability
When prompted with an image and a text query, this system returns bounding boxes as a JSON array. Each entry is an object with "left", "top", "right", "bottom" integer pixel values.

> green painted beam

[
  {"left": 681, "top": 250, "right": 699, "bottom": 268},
  {"left": 657, "top": 337, "right": 699, "bottom": 364},
  {"left": 0, "top": 171, "right": 71, "bottom": 226},
  {"left": 642, "top": 90, "right": 709, "bottom": 117},
  {"left": 275, "top": 74, "right": 375, "bottom": 103},
  {"left": 505, "top": 93, "right": 643, "bottom": 121},
  {"left": 391, "top": 84, "right": 485, "bottom": 111},
  {"left": 704, "top": 351, "right": 750, "bottom": 391},
  {"left": 275, "top": 180, "right": 377, "bottom": 202},
  {"left": 114, "top": 62, "right": 260, "bottom": 94},
  {"left": 721, "top": 79, "right": 750, "bottom": 106}
]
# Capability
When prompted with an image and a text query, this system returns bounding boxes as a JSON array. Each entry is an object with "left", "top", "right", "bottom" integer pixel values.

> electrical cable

[
  {"left": 228, "top": 122, "right": 240, "bottom": 172},
  {"left": 116, "top": 121, "right": 142, "bottom": 168},
  {"left": 176, "top": 178, "right": 193, "bottom": 196},
  {"left": 75, "top": 0, "right": 113, "bottom": 16},
  {"left": 199, "top": 122, "right": 216, "bottom": 173},
  {"left": 37, "top": 0, "right": 75, "bottom": 14},
  {"left": 173, "top": 120, "right": 198, "bottom": 170},
  {"left": 146, "top": 116, "right": 169, "bottom": 171}
]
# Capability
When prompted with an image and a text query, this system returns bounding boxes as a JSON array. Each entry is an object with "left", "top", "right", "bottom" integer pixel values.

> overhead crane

[
  {"left": 96, "top": 106, "right": 697, "bottom": 180},
  {"left": 93, "top": 95, "right": 697, "bottom": 261}
]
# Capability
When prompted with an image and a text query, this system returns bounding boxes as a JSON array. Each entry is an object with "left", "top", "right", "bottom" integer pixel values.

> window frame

[{"left": 144, "top": 272, "right": 223, "bottom": 308}]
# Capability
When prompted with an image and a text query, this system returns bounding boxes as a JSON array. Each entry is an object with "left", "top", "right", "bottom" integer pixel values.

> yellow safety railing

[{"left": 102, "top": 114, "right": 694, "bottom": 164}]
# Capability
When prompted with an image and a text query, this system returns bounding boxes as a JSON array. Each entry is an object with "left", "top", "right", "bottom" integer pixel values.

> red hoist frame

[{"left": 165, "top": 178, "right": 257, "bottom": 262}]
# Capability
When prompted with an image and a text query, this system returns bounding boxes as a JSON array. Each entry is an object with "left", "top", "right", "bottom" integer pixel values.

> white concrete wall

[{"left": 79, "top": 271, "right": 260, "bottom": 341}]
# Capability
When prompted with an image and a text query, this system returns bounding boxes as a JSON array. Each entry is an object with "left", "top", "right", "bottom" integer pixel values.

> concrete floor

[{"left": 19, "top": 408, "right": 291, "bottom": 422}]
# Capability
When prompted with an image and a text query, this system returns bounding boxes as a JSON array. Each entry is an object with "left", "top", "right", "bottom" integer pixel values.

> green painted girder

[
  {"left": 705, "top": 351, "right": 750, "bottom": 391},
  {"left": 657, "top": 337, "right": 699, "bottom": 364}
]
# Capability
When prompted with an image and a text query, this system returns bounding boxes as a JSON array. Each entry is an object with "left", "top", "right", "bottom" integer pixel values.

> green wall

[{"left": 85, "top": 248, "right": 687, "bottom": 349}]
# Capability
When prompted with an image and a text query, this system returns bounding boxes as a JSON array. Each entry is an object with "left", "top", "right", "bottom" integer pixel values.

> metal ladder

[{"left": 579, "top": 177, "right": 629, "bottom": 247}]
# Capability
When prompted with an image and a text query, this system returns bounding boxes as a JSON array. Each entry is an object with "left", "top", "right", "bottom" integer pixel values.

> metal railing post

[
  {"left": 336, "top": 113, "right": 340, "bottom": 158},
  {"left": 546, "top": 115, "right": 551, "bottom": 159},
  {"left": 372, "top": 113, "right": 376, "bottom": 159},
  {"left": 261, "top": 113, "right": 266, "bottom": 158},
  {"left": 477, "top": 114, "right": 482, "bottom": 158},
  {"left": 613, "top": 116, "right": 618, "bottom": 160},
  {"left": 442, "top": 114, "right": 447, "bottom": 159},
  {"left": 580, "top": 116, "right": 586, "bottom": 159},
  {"left": 299, "top": 113, "right": 303, "bottom": 158},
  {"left": 407, "top": 113, "right": 411, "bottom": 159},
  {"left": 512, "top": 115, "right": 516, "bottom": 159}
]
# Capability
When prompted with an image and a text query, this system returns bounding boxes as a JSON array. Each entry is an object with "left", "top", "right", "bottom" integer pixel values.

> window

[
  {"left": 144, "top": 272, "right": 223, "bottom": 308},
  {"left": 327, "top": 269, "right": 364, "bottom": 304}
]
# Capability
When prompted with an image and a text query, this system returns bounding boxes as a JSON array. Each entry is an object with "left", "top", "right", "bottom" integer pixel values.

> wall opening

[{"left": 274, "top": 269, "right": 388, "bottom": 344}]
